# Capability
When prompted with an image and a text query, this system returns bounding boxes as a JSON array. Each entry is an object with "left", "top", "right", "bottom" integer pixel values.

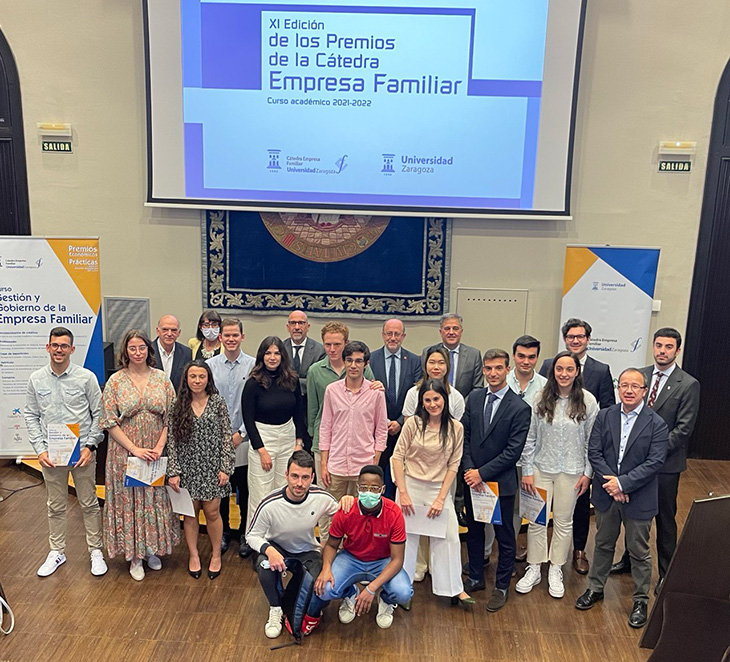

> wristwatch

[{"left": 84, "top": 444, "right": 96, "bottom": 452}]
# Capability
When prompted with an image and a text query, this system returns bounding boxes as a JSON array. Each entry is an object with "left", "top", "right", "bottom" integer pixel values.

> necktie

[
  {"left": 387, "top": 354, "right": 397, "bottom": 406},
  {"left": 293, "top": 345, "right": 302, "bottom": 372},
  {"left": 647, "top": 372, "right": 664, "bottom": 408},
  {"left": 483, "top": 392, "right": 498, "bottom": 432},
  {"left": 449, "top": 350, "right": 456, "bottom": 386}
]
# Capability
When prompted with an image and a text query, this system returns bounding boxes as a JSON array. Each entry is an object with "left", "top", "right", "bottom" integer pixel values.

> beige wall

[{"left": 2, "top": 1, "right": 729, "bottom": 359}]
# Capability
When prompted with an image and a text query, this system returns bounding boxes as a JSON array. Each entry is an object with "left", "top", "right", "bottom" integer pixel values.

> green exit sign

[
  {"left": 42, "top": 140, "right": 73, "bottom": 153},
  {"left": 658, "top": 160, "right": 691, "bottom": 172}
]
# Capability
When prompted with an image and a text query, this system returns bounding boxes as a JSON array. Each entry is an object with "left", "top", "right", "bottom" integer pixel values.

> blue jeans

[{"left": 308, "top": 550, "right": 413, "bottom": 616}]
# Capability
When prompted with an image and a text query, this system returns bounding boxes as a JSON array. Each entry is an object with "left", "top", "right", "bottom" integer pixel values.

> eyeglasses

[
  {"left": 382, "top": 331, "right": 403, "bottom": 338},
  {"left": 200, "top": 322, "right": 218, "bottom": 328},
  {"left": 288, "top": 321, "right": 307, "bottom": 326},
  {"left": 49, "top": 343, "right": 71, "bottom": 351},
  {"left": 344, "top": 358, "right": 365, "bottom": 365},
  {"left": 357, "top": 485, "right": 383, "bottom": 493},
  {"left": 618, "top": 383, "right": 647, "bottom": 391},
  {"left": 565, "top": 334, "right": 587, "bottom": 341}
]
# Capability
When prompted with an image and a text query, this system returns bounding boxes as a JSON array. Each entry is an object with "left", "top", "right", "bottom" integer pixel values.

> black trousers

[
  {"left": 572, "top": 488, "right": 591, "bottom": 551},
  {"left": 465, "top": 489, "right": 516, "bottom": 591},
  {"left": 220, "top": 466, "right": 249, "bottom": 535},
  {"left": 256, "top": 542, "right": 323, "bottom": 607}
]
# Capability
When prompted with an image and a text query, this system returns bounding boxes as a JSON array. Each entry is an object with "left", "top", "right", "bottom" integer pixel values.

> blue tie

[
  {"left": 387, "top": 354, "right": 397, "bottom": 407},
  {"left": 483, "top": 392, "right": 498, "bottom": 432},
  {"left": 449, "top": 349, "right": 456, "bottom": 386}
]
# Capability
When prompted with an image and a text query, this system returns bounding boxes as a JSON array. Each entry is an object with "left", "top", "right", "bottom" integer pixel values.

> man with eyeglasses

[
  {"left": 319, "top": 341, "right": 388, "bottom": 536},
  {"left": 539, "top": 317, "right": 615, "bottom": 575},
  {"left": 575, "top": 368, "right": 668, "bottom": 629},
  {"left": 369, "top": 319, "right": 422, "bottom": 499},
  {"left": 24, "top": 326, "right": 108, "bottom": 578},
  {"left": 283, "top": 310, "right": 325, "bottom": 453},
  {"left": 152, "top": 314, "right": 192, "bottom": 394},
  {"left": 307, "top": 465, "right": 412, "bottom": 632}
]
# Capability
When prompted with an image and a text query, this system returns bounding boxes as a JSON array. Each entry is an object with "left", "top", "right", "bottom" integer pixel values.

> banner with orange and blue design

[
  {"left": 560, "top": 245, "right": 660, "bottom": 384},
  {"left": 0, "top": 237, "right": 103, "bottom": 457}
]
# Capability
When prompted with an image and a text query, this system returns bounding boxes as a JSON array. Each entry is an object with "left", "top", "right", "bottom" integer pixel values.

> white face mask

[{"left": 202, "top": 327, "right": 219, "bottom": 341}]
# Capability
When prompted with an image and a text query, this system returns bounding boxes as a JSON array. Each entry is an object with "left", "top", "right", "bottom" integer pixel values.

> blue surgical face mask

[{"left": 358, "top": 490, "right": 382, "bottom": 509}]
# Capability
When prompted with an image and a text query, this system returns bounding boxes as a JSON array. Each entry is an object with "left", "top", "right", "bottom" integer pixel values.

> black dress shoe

[
  {"left": 575, "top": 589, "right": 604, "bottom": 610},
  {"left": 610, "top": 558, "right": 631, "bottom": 575},
  {"left": 464, "top": 578, "right": 486, "bottom": 592},
  {"left": 457, "top": 510, "right": 468, "bottom": 528},
  {"left": 628, "top": 601, "right": 647, "bottom": 628},
  {"left": 238, "top": 541, "right": 254, "bottom": 559},
  {"left": 486, "top": 588, "right": 508, "bottom": 613},
  {"left": 654, "top": 577, "right": 664, "bottom": 596},
  {"left": 221, "top": 532, "right": 232, "bottom": 554}
]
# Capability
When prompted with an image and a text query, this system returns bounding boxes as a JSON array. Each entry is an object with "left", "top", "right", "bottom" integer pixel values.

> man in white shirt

[
  {"left": 24, "top": 326, "right": 107, "bottom": 578},
  {"left": 152, "top": 314, "right": 192, "bottom": 394},
  {"left": 207, "top": 318, "right": 255, "bottom": 557}
]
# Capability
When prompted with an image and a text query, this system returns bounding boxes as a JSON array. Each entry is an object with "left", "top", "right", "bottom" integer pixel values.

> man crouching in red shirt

[{"left": 305, "top": 465, "right": 413, "bottom": 632}]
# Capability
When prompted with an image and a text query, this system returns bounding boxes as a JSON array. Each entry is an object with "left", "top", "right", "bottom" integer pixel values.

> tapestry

[{"left": 203, "top": 211, "right": 451, "bottom": 318}]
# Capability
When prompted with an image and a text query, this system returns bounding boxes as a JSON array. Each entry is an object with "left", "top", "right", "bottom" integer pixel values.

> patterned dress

[
  {"left": 101, "top": 368, "right": 180, "bottom": 560},
  {"left": 167, "top": 393, "right": 235, "bottom": 501}
]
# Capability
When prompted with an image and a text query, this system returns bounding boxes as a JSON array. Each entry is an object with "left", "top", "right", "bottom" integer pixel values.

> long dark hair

[
  {"left": 414, "top": 378, "right": 454, "bottom": 449},
  {"left": 417, "top": 345, "right": 453, "bottom": 394},
  {"left": 249, "top": 336, "right": 298, "bottom": 391},
  {"left": 171, "top": 360, "right": 219, "bottom": 442},
  {"left": 536, "top": 350, "right": 587, "bottom": 424}
]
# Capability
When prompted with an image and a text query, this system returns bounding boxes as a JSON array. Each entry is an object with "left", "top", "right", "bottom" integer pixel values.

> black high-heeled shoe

[
  {"left": 208, "top": 563, "right": 222, "bottom": 580},
  {"left": 451, "top": 594, "right": 476, "bottom": 607},
  {"left": 188, "top": 568, "right": 202, "bottom": 579}
]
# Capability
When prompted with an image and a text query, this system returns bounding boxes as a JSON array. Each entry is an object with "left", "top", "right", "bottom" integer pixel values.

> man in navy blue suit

[
  {"left": 462, "top": 348, "right": 531, "bottom": 612},
  {"left": 369, "top": 318, "right": 422, "bottom": 499},
  {"left": 575, "top": 368, "right": 668, "bottom": 629},
  {"left": 540, "top": 317, "right": 615, "bottom": 574}
]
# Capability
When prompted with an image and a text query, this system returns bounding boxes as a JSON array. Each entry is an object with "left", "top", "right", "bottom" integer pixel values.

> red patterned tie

[{"left": 647, "top": 373, "right": 664, "bottom": 408}]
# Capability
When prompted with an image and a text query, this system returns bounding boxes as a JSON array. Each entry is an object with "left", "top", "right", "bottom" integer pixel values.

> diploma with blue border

[
  {"left": 471, "top": 482, "right": 502, "bottom": 525},
  {"left": 520, "top": 486, "right": 548, "bottom": 526},
  {"left": 124, "top": 457, "right": 168, "bottom": 487},
  {"left": 47, "top": 423, "right": 81, "bottom": 466}
]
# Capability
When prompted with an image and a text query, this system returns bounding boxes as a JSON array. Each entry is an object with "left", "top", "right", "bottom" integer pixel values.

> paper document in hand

[
  {"left": 165, "top": 486, "right": 196, "bottom": 517},
  {"left": 124, "top": 457, "right": 168, "bottom": 487},
  {"left": 403, "top": 505, "right": 448, "bottom": 539},
  {"left": 519, "top": 486, "right": 548, "bottom": 526},
  {"left": 471, "top": 482, "right": 501, "bottom": 524},
  {"left": 47, "top": 423, "right": 80, "bottom": 466}
]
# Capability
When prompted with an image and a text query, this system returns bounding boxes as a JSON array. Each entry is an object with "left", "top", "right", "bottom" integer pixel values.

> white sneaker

[
  {"left": 146, "top": 554, "right": 162, "bottom": 571},
  {"left": 37, "top": 550, "right": 66, "bottom": 577},
  {"left": 414, "top": 569, "right": 426, "bottom": 582},
  {"left": 548, "top": 563, "right": 565, "bottom": 599},
  {"left": 90, "top": 549, "right": 108, "bottom": 576},
  {"left": 129, "top": 558, "right": 145, "bottom": 581},
  {"left": 515, "top": 563, "right": 541, "bottom": 594},
  {"left": 265, "top": 606, "right": 283, "bottom": 638},
  {"left": 338, "top": 593, "right": 357, "bottom": 624},
  {"left": 375, "top": 596, "right": 395, "bottom": 629}
]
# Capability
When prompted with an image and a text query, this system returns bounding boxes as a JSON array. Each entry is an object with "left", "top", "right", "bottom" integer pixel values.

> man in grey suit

[
  {"left": 152, "top": 314, "right": 192, "bottom": 394},
  {"left": 283, "top": 310, "right": 325, "bottom": 453},
  {"left": 369, "top": 318, "right": 422, "bottom": 498},
  {"left": 540, "top": 317, "right": 616, "bottom": 574},
  {"left": 422, "top": 313, "right": 483, "bottom": 397},
  {"left": 610, "top": 328, "right": 700, "bottom": 591},
  {"left": 575, "top": 368, "right": 668, "bottom": 629}
]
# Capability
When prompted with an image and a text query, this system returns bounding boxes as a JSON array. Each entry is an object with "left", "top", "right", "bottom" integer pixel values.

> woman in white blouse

[
  {"left": 516, "top": 350, "right": 599, "bottom": 599},
  {"left": 402, "top": 346, "right": 465, "bottom": 420},
  {"left": 392, "top": 379, "right": 473, "bottom": 606}
]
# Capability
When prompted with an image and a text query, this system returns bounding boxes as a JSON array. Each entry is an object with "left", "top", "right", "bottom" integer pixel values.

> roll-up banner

[
  {"left": 560, "top": 245, "right": 661, "bottom": 384},
  {"left": 0, "top": 237, "right": 103, "bottom": 458}
]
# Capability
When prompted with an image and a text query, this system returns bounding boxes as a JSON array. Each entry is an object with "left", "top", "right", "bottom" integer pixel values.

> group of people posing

[{"left": 23, "top": 310, "right": 700, "bottom": 638}]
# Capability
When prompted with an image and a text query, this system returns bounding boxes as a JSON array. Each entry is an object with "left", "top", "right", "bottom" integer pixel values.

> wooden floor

[{"left": 0, "top": 459, "right": 728, "bottom": 662}]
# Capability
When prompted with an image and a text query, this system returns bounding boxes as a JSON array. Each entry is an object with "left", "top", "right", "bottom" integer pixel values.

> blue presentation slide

[{"left": 181, "top": 0, "right": 548, "bottom": 210}]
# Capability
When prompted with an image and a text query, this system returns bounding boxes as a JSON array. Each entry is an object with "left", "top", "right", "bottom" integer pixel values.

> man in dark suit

[
  {"left": 540, "top": 317, "right": 615, "bottom": 574},
  {"left": 369, "top": 318, "right": 422, "bottom": 498},
  {"left": 422, "top": 313, "right": 483, "bottom": 398},
  {"left": 152, "top": 314, "right": 192, "bottom": 394},
  {"left": 283, "top": 310, "right": 326, "bottom": 453},
  {"left": 610, "top": 328, "right": 700, "bottom": 591},
  {"left": 462, "top": 348, "right": 531, "bottom": 612},
  {"left": 575, "top": 368, "right": 668, "bottom": 628}
]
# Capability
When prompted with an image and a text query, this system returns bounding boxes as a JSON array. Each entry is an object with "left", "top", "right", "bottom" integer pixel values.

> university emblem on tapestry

[{"left": 204, "top": 211, "right": 450, "bottom": 317}]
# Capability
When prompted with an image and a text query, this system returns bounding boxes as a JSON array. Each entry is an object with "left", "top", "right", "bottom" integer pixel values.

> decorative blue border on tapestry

[{"left": 203, "top": 211, "right": 451, "bottom": 318}]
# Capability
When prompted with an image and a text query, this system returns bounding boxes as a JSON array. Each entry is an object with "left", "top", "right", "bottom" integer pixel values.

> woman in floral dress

[
  {"left": 167, "top": 360, "right": 235, "bottom": 580},
  {"left": 101, "top": 329, "right": 179, "bottom": 580}
]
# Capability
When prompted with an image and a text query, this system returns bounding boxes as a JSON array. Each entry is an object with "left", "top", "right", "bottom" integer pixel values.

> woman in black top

[{"left": 242, "top": 336, "right": 306, "bottom": 528}]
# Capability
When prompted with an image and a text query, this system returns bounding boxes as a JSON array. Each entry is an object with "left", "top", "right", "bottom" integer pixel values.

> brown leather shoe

[
  {"left": 573, "top": 550, "right": 589, "bottom": 575},
  {"left": 486, "top": 588, "right": 508, "bottom": 612}
]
